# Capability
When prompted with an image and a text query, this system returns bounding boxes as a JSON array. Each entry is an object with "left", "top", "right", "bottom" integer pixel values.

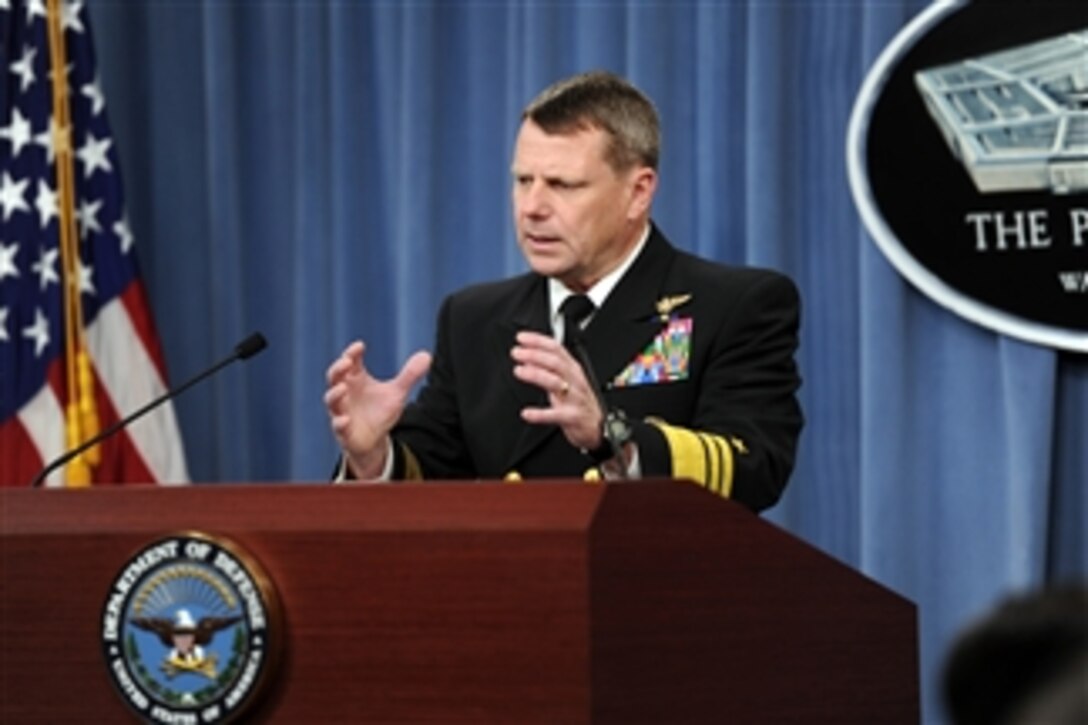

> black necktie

[{"left": 560, "top": 294, "right": 595, "bottom": 350}]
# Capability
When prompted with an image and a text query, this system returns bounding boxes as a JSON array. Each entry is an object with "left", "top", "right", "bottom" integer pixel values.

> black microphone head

[{"left": 235, "top": 333, "right": 268, "bottom": 360}]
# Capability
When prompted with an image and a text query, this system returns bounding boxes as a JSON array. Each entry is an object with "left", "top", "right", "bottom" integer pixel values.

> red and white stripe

[{"left": 0, "top": 282, "right": 188, "bottom": 487}]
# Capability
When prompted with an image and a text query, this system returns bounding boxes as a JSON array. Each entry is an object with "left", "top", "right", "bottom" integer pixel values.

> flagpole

[{"left": 46, "top": 0, "right": 98, "bottom": 486}]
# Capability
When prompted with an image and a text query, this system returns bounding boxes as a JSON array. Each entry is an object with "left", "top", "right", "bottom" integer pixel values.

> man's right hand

[{"left": 323, "top": 341, "right": 432, "bottom": 479}]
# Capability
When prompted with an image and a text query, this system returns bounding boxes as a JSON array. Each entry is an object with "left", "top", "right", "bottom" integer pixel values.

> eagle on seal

[{"left": 131, "top": 609, "right": 241, "bottom": 679}]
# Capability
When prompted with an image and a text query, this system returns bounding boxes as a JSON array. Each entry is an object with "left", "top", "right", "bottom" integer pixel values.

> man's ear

[{"left": 627, "top": 167, "right": 658, "bottom": 220}]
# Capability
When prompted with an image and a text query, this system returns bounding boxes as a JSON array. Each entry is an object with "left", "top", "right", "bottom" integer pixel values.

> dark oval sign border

[{"left": 847, "top": 1, "right": 1088, "bottom": 353}]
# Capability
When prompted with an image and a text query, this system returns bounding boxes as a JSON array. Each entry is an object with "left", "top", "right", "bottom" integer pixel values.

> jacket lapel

[
  {"left": 499, "top": 278, "right": 556, "bottom": 470},
  {"left": 583, "top": 227, "right": 678, "bottom": 391}
]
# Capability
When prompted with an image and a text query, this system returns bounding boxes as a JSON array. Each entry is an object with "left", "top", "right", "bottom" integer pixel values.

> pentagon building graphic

[{"left": 915, "top": 29, "right": 1088, "bottom": 194}]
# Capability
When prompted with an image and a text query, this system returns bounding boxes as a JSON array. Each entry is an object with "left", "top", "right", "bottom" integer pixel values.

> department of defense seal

[{"left": 100, "top": 533, "right": 280, "bottom": 724}]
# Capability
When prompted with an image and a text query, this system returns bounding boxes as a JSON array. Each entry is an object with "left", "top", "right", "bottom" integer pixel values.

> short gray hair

[{"left": 522, "top": 70, "right": 660, "bottom": 172}]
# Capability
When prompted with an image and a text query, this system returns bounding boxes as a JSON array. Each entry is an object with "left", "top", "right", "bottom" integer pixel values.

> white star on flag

[
  {"left": 81, "top": 75, "right": 105, "bottom": 116},
  {"left": 21, "top": 306, "right": 50, "bottom": 357},
  {"left": 0, "top": 107, "right": 33, "bottom": 159},
  {"left": 34, "top": 178, "right": 57, "bottom": 228},
  {"left": 0, "top": 171, "right": 30, "bottom": 220},
  {"left": 61, "top": 0, "right": 84, "bottom": 34},
  {"left": 0, "top": 240, "right": 19, "bottom": 281},
  {"left": 25, "top": 0, "right": 46, "bottom": 24},
  {"left": 31, "top": 245, "right": 58, "bottom": 289},
  {"left": 0, "top": 306, "right": 9, "bottom": 343},
  {"left": 77, "top": 132, "right": 112, "bottom": 178},
  {"left": 113, "top": 215, "right": 135, "bottom": 254},
  {"left": 76, "top": 196, "right": 102, "bottom": 239},
  {"left": 78, "top": 261, "right": 95, "bottom": 296},
  {"left": 10, "top": 44, "right": 36, "bottom": 91}
]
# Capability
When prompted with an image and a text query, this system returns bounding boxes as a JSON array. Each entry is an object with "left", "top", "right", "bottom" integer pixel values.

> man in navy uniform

[{"left": 324, "top": 71, "right": 802, "bottom": 512}]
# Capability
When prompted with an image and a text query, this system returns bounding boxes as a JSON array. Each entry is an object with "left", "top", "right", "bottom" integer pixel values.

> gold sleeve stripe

[
  {"left": 701, "top": 433, "right": 723, "bottom": 496},
  {"left": 697, "top": 432, "right": 717, "bottom": 494},
  {"left": 707, "top": 433, "right": 735, "bottom": 498},
  {"left": 650, "top": 421, "right": 735, "bottom": 498},
  {"left": 652, "top": 420, "right": 707, "bottom": 487},
  {"left": 402, "top": 444, "right": 424, "bottom": 480}
]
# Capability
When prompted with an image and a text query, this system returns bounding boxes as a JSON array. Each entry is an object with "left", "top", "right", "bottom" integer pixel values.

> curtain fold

[{"left": 89, "top": 2, "right": 1085, "bottom": 722}]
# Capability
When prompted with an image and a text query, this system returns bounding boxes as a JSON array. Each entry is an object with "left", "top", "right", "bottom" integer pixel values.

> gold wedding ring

[{"left": 558, "top": 380, "right": 570, "bottom": 396}]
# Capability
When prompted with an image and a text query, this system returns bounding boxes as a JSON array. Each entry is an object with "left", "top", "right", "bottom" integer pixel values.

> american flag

[{"left": 0, "top": 0, "right": 187, "bottom": 487}]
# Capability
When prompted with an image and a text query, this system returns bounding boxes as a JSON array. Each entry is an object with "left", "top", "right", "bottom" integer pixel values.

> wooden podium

[{"left": 1, "top": 481, "right": 917, "bottom": 722}]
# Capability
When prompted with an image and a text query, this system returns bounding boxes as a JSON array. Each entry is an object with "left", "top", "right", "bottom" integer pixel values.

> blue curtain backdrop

[{"left": 88, "top": 2, "right": 1085, "bottom": 722}]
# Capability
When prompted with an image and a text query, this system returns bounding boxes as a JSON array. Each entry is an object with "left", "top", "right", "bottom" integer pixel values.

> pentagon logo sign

[
  {"left": 848, "top": 1, "right": 1087, "bottom": 351},
  {"left": 101, "top": 533, "right": 280, "bottom": 723}
]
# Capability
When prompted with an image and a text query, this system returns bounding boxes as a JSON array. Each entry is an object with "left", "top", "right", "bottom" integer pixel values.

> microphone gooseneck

[{"left": 29, "top": 332, "right": 269, "bottom": 488}]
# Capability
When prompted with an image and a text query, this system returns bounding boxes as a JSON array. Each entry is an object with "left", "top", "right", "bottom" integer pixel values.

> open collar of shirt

[{"left": 548, "top": 224, "right": 651, "bottom": 340}]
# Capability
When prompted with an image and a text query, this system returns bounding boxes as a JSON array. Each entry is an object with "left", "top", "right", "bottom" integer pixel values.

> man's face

[{"left": 511, "top": 120, "right": 655, "bottom": 292}]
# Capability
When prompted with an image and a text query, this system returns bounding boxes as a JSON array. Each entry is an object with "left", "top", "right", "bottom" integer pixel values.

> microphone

[
  {"left": 30, "top": 332, "right": 269, "bottom": 488},
  {"left": 566, "top": 329, "right": 630, "bottom": 478}
]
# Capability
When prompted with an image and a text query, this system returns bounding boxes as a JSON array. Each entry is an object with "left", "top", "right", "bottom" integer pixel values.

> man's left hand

[{"left": 511, "top": 330, "right": 604, "bottom": 451}]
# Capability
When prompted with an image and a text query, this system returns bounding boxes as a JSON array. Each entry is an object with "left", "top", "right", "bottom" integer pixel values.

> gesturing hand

[
  {"left": 324, "top": 340, "right": 432, "bottom": 478},
  {"left": 511, "top": 330, "right": 604, "bottom": 452}
]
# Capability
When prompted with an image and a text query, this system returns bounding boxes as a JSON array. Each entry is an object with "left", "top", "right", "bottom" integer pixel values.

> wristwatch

[{"left": 586, "top": 408, "right": 634, "bottom": 464}]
